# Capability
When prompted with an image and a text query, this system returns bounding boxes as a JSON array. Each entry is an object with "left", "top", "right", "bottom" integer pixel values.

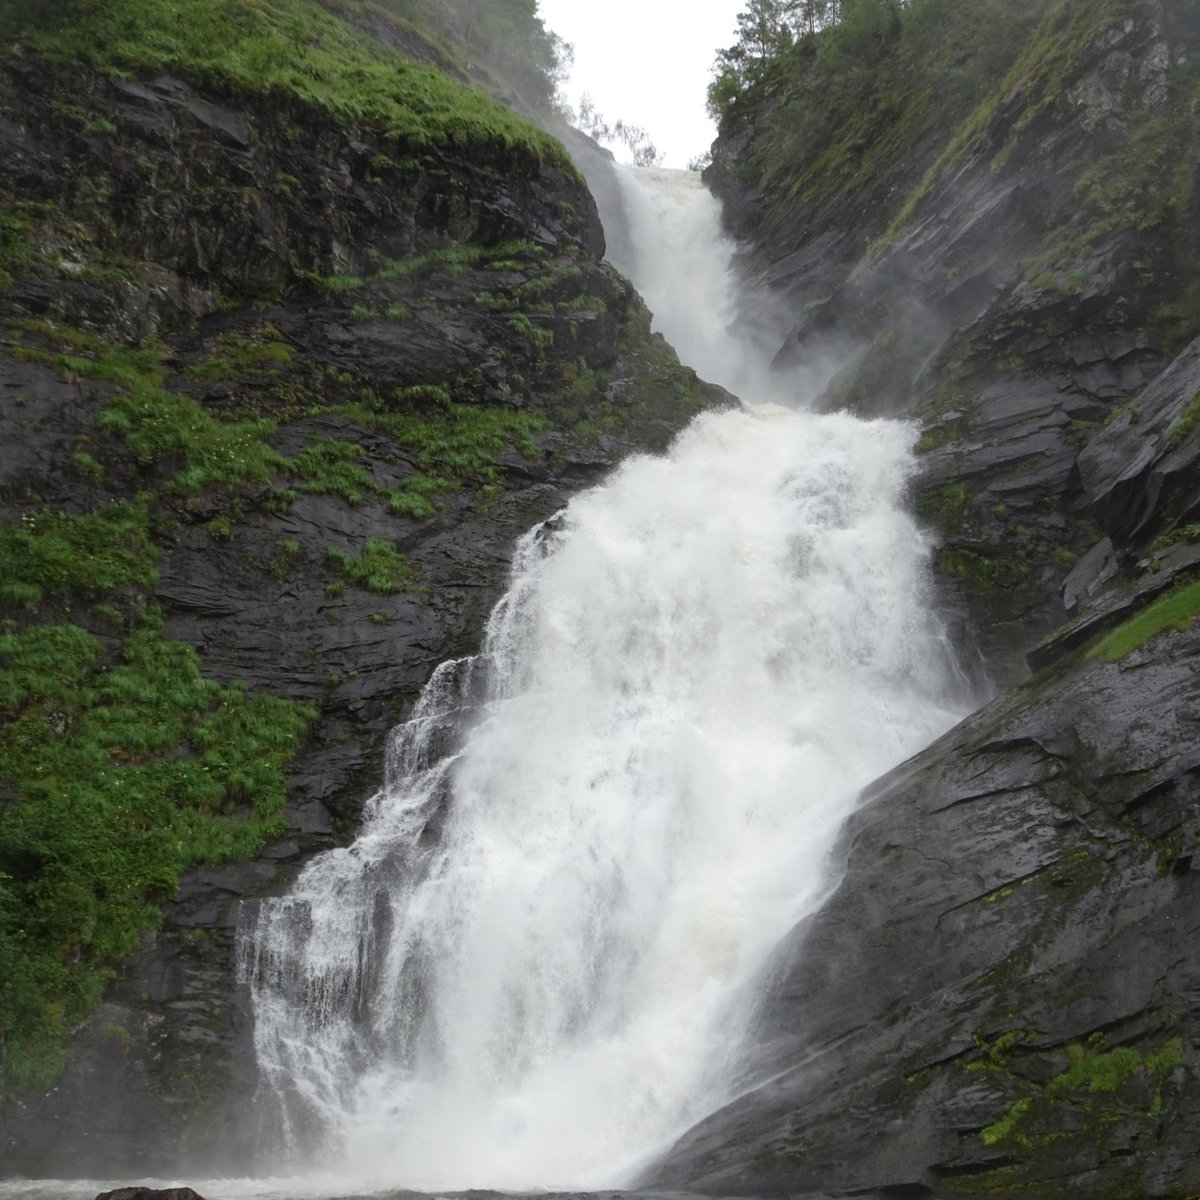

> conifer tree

[{"left": 734, "top": 0, "right": 798, "bottom": 66}]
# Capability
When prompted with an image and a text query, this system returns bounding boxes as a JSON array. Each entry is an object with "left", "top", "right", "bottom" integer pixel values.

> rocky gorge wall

[
  {"left": 709, "top": 0, "right": 1200, "bottom": 680},
  {"left": 0, "top": 2, "right": 723, "bottom": 1175},
  {"left": 643, "top": 1, "right": 1200, "bottom": 1196}
]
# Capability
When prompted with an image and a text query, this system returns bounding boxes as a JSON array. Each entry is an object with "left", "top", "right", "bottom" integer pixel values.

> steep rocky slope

[
  {"left": 0, "top": 0, "right": 721, "bottom": 1175},
  {"left": 643, "top": 1, "right": 1200, "bottom": 1196},
  {"left": 710, "top": 0, "right": 1200, "bottom": 681}
]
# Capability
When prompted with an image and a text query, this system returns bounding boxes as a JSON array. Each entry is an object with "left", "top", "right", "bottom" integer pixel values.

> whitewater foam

[{"left": 240, "top": 164, "right": 966, "bottom": 1190}]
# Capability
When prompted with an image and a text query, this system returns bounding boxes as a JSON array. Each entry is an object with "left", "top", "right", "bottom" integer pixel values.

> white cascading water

[{"left": 239, "top": 165, "right": 967, "bottom": 1193}]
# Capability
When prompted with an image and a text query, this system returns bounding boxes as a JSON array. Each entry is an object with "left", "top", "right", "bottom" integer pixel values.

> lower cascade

[{"left": 241, "top": 166, "right": 966, "bottom": 1191}]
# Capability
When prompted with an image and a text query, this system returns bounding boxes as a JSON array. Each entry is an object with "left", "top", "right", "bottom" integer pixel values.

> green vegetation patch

[
  {"left": 17, "top": 0, "right": 567, "bottom": 169},
  {"left": 1088, "top": 580, "right": 1200, "bottom": 661},
  {"left": 314, "top": 240, "right": 539, "bottom": 294},
  {"left": 0, "top": 615, "right": 313, "bottom": 1096},
  {"left": 0, "top": 212, "right": 30, "bottom": 288},
  {"left": 916, "top": 480, "right": 974, "bottom": 538},
  {"left": 952, "top": 1029, "right": 1184, "bottom": 1195},
  {"left": 0, "top": 505, "right": 156, "bottom": 605},
  {"left": 1168, "top": 389, "right": 1200, "bottom": 446},
  {"left": 709, "top": 0, "right": 1046, "bottom": 243},
  {"left": 977, "top": 1034, "right": 1183, "bottom": 1149},
  {"left": 284, "top": 437, "right": 378, "bottom": 507},
  {"left": 327, "top": 536, "right": 412, "bottom": 594},
  {"left": 874, "top": 0, "right": 1131, "bottom": 246},
  {"left": 937, "top": 545, "right": 1030, "bottom": 591},
  {"left": 10, "top": 320, "right": 549, "bottom": 520},
  {"left": 343, "top": 393, "right": 546, "bottom": 513},
  {"left": 1152, "top": 522, "right": 1200, "bottom": 552},
  {"left": 185, "top": 331, "right": 294, "bottom": 382},
  {"left": 9, "top": 320, "right": 282, "bottom": 496}
]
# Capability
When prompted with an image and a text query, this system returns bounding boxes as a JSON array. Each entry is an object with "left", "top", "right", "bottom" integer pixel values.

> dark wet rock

[
  {"left": 1060, "top": 537, "right": 1118, "bottom": 616},
  {"left": 1028, "top": 538, "right": 1200, "bottom": 673},
  {"left": 97, "top": 1190, "right": 206, "bottom": 1200},
  {"left": 1076, "top": 333, "right": 1200, "bottom": 544},
  {"left": 649, "top": 618, "right": 1200, "bottom": 1199}
]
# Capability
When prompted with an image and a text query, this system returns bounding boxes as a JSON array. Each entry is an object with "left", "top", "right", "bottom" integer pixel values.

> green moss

[
  {"left": 976, "top": 1034, "right": 1184, "bottom": 1152},
  {"left": 327, "top": 537, "right": 412, "bottom": 594},
  {"left": 1088, "top": 581, "right": 1200, "bottom": 661},
  {"left": 17, "top": 0, "right": 568, "bottom": 170},
  {"left": 1168, "top": 390, "right": 1200, "bottom": 446},
  {"left": 914, "top": 417, "right": 968, "bottom": 454},
  {"left": 82, "top": 114, "right": 117, "bottom": 136},
  {"left": 916, "top": 481, "right": 974, "bottom": 537},
  {"left": 937, "top": 545, "right": 1030, "bottom": 590},
  {"left": 1151, "top": 523, "right": 1200, "bottom": 552},
  {"left": 0, "top": 211, "right": 30, "bottom": 287},
  {"left": 0, "top": 505, "right": 157, "bottom": 605},
  {"left": 966, "top": 1029, "right": 1036, "bottom": 1072},
  {"left": 186, "top": 332, "right": 294, "bottom": 382},
  {"left": 0, "top": 615, "right": 314, "bottom": 1097},
  {"left": 980, "top": 1096, "right": 1033, "bottom": 1146},
  {"left": 1050, "top": 1039, "right": 1180, "bottom": 1096}
]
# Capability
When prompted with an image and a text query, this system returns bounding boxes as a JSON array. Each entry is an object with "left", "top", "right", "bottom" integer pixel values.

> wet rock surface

[
  {"left": 649, "top": 619, "right": 1200, "bottom": 1199},
  {"left": 96, "top": 1190, "right": 207, "bottom": 1200}
]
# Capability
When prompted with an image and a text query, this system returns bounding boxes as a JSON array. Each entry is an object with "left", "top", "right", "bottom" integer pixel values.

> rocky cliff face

[
  {"left": 645, "top": 1, "right": 1200, "bottom": 1196},
  {"left": 710, "top": 0, "right": 1200, "bottom": 682},
  {"left": 0, "top": 4, "right": 722, "bottom": 1176}
]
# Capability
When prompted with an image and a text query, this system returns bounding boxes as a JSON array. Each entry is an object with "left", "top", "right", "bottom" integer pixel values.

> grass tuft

[
  {"left": 18, "top": 0, "right": 567, "bottom": 169},
  {"left": 1088, "top": 581, "right": 1200, "bottom": 661},
  {"left": 0, "top": 615, "right": 314, "bottom": 1096},
  {"left": 327, "top": 537, "right": 412, "bottom": 594}
]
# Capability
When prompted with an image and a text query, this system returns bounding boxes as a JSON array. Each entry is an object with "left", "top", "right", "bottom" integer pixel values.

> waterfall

[{"left": 241, "top": 165, "right": 966, "bottom": 1192}]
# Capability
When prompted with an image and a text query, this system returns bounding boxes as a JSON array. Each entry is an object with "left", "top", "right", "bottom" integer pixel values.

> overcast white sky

[{"left": 537, "top": 0, "right": 744, "bottom": 168}]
